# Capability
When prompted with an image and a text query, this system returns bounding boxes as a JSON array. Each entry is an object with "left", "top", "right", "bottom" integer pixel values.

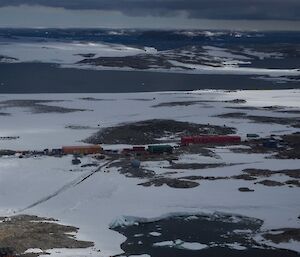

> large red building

[
  {"left": 181, "top": 135, "right": 241, "bottom": 145},
  {"left": 62, "top": 145, "right": 102, "bottom": 155}
]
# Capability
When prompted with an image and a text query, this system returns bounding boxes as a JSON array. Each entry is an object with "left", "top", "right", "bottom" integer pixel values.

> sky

[{"left": 0, "top": 0, "right": 300, "bottom": 30}]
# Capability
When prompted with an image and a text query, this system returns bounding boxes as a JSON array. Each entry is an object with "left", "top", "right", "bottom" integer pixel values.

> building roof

[{"left": 62, "top": 145, "right": 101, "bottom": 149}]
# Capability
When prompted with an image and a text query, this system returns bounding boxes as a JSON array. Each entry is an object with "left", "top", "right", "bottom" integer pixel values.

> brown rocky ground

[
  {"left": 84, "top": 119, "right": 235, "bottom": 145},
  {"left": 109, "top": 152, "right": 300, "bottom": 189},
  {"left": 0, "top": 215, "right": 94, "bottom": 257},
  {"left": 138, "top": 178, "right": 199, "bottom": 188}
]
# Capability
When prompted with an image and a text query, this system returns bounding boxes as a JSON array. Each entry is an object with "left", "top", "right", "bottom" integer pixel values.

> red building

[
  {"left": 62, "top": 145, "right": 102, "bottom": 155},
  {"left": 181, "top": 135, "right": 241, "bottom": 145}
]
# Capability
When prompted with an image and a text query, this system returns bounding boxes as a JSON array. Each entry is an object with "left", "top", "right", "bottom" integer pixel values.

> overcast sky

[{"left": 0, "top": 0, "right": 300, "bottom": 30}]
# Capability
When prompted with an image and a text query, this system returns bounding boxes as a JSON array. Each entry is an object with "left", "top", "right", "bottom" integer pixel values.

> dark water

[
  {"left": 1, "top": 29, "right": 300, "bottom": 51},
  {"left": 0, "top": 29, "right": 299, "bottom": 93},
  {"left": 112, "top": 214, "right": 299, "bottom": 257},
  {"left": 0, "top": 63, "right": 299, "bottom": 93}
]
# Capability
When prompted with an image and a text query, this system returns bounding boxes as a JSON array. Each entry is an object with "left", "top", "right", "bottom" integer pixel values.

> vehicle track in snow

[{"left": 18, "top": 160, "right": 113, "bottom": 212}]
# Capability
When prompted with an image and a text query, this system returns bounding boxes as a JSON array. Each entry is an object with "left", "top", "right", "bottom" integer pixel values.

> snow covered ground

[
  {"left": 0, "top": 89, "right": 299, "bottom": 256},
  {"left": 0, "top": 41, "right": 148, "bottom": 64},
  {"left": 168, "top": 59, "right": 300, "bottom": 76},
  {"left": 0, "top": 40, "right": 299, "bottom": 79},
  {"left": 0, "top": 89, "right": 299, "bottom": 150}
]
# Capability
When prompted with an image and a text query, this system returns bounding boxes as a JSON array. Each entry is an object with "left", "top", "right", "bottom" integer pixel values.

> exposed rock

[
  {"left": 167, "top": 162, "right": 226, "bottom": 170},
  {"left": 243, "top": 168, "right": 300, "bottom": 179},
  {"left": 255, "top": 180, "right": 284, "bottom": 187},
  {"left": 224, "top": 99, "right": 247, "bottom": 104},
  {"left": 232, "top": 174, "right": 257, "bottom": 181},
  {"left": 238, "top": 187, "right": 255, "bottom": 192},
  {"left": 0, "top": 100, "right": 89, "bottom": 114},
  {"left": 0, "top": 215, "right": 94, "bottom": 256},
  {"left": 0, "top": 112, "right": 10, "bottom": 116},
  {"left": 139, "top": 178, "right": 199, "bottom": 189},
  {"left": 215, "top": 112, "right": 300, "bottom": 128},
  {"left": 84, "top": 119, "right": 235, "bottom": 145},
  {"left": 263, "top": 228, "right": 300, "bottom": 243},
  {"left": 285, "top": 180, "right": 300, "bottom": 187}
]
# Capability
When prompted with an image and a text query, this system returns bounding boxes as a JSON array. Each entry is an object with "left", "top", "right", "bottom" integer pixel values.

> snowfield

[
  {"left": 0, "top": 89, "right": 299, "bottom": 150},
  {"left": 0, "top": 40, "right": 299, "bottom": 79},
  {"left": 0, "top": 89, "right": 299, "bottom": 256},
  {"left": 0, "top": 41, "right": 148, "bottom": 64}
]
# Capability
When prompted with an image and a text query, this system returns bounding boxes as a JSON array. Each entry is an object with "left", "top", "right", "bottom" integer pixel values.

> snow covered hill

[{"left": 0, "top": 89, "right": 299, "bottom": 256}]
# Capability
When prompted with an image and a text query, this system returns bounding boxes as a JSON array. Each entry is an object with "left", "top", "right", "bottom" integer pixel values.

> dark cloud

[{"left": 0, "top": 0, "right": 299, "bottom": 20}]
